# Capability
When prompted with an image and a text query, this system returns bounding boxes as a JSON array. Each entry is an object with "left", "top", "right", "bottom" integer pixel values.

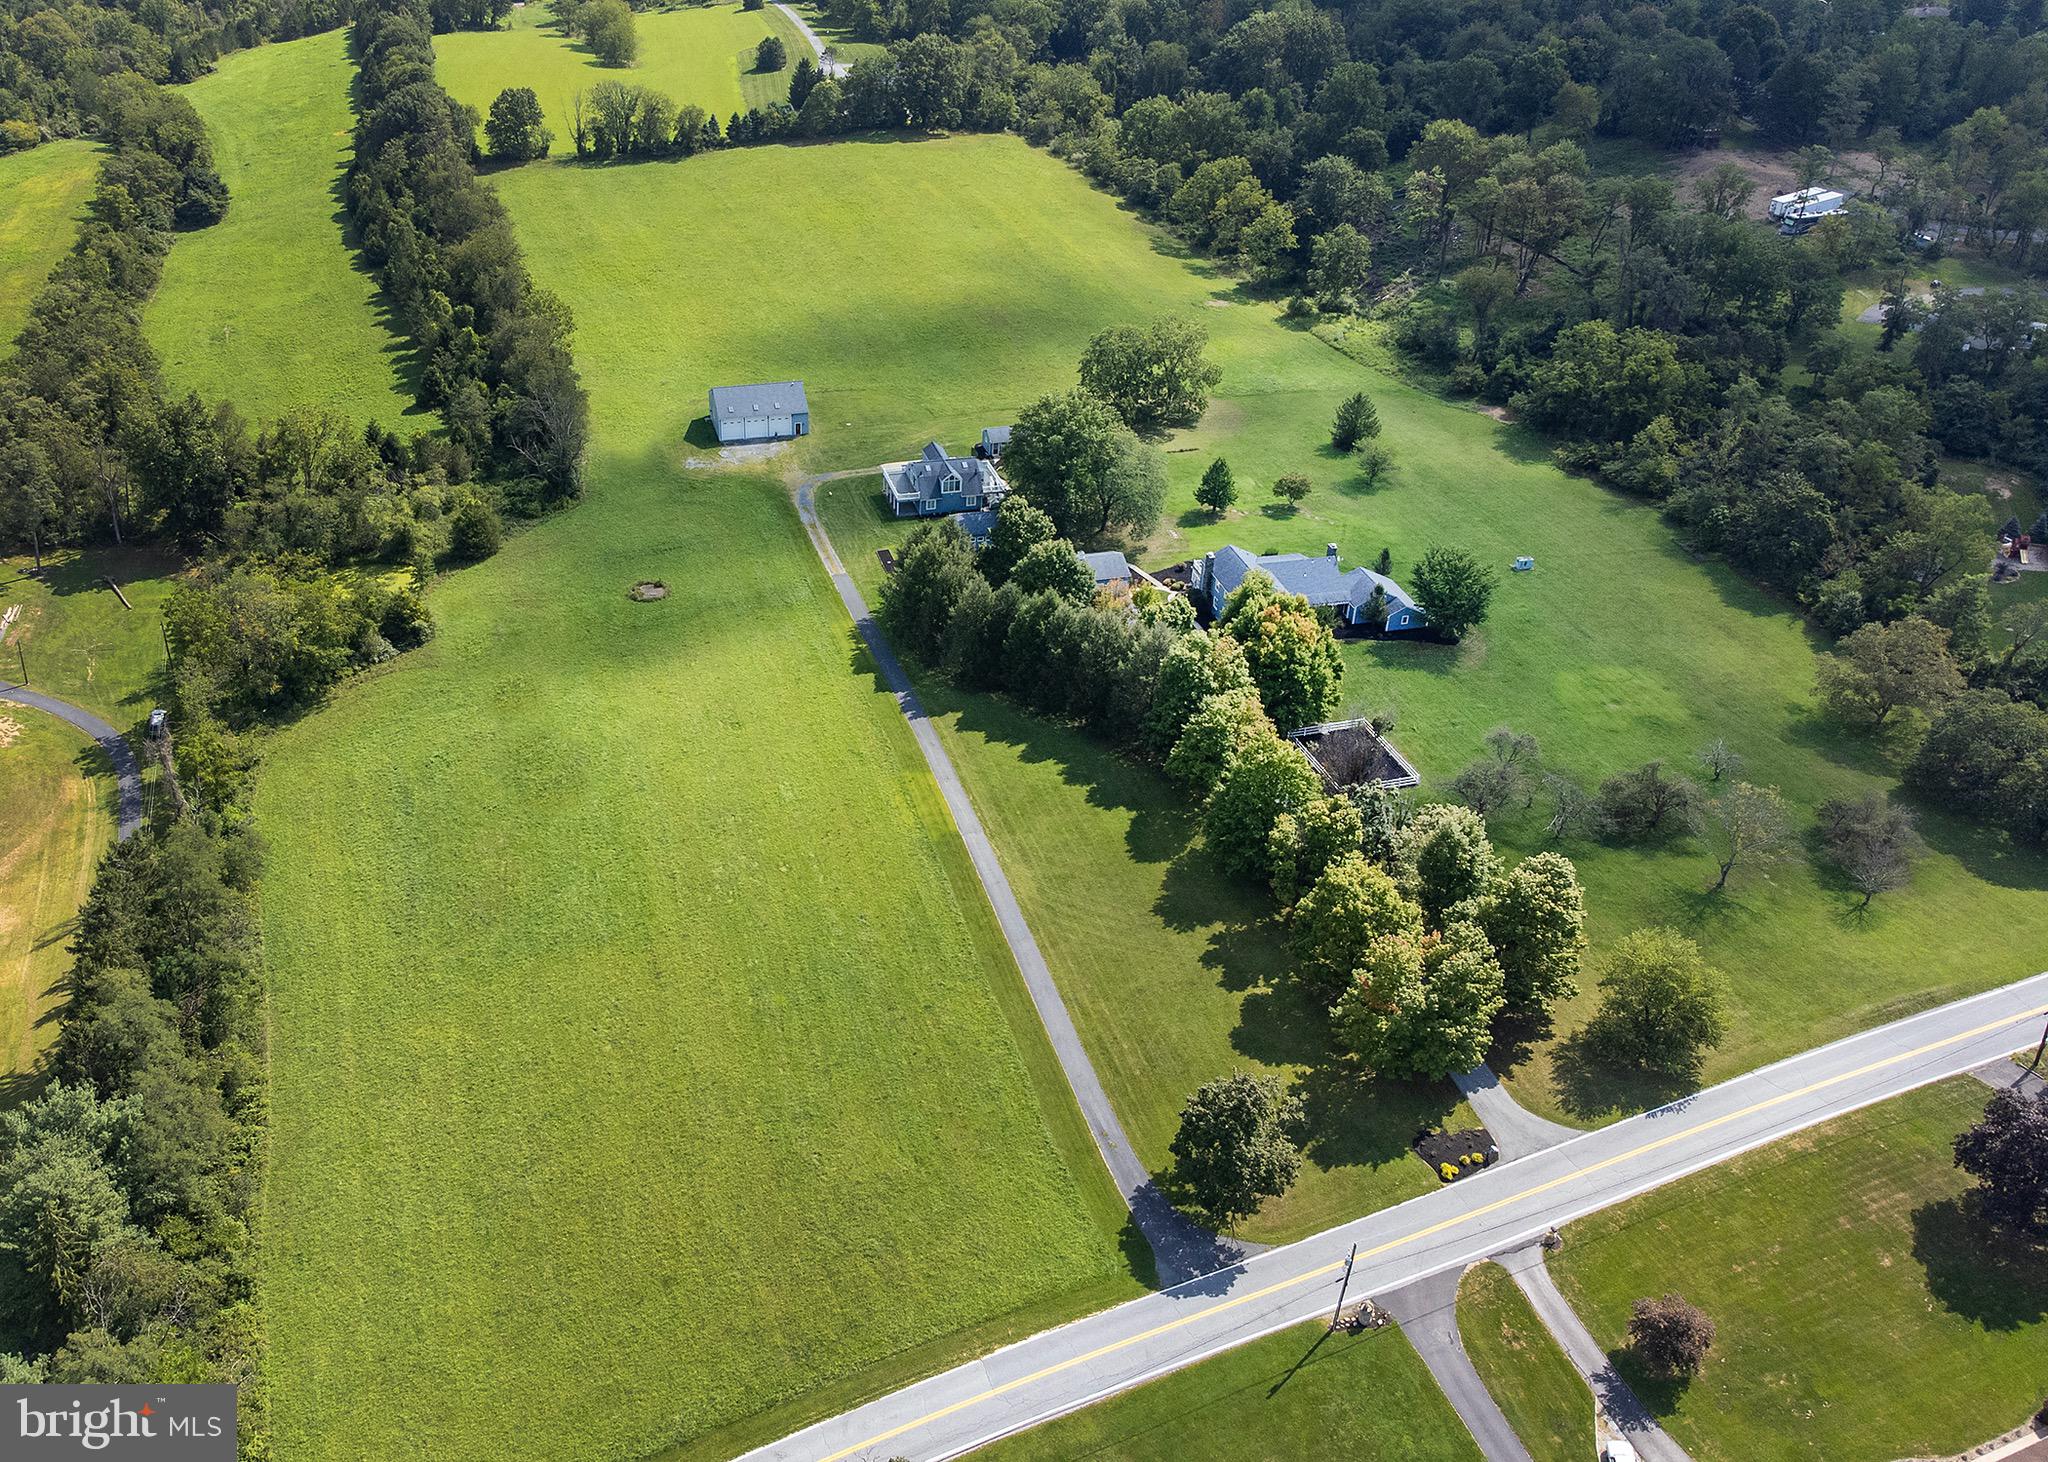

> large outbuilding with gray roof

[{"left": 708, "top": 381, "right": 810, "bottom": 444}]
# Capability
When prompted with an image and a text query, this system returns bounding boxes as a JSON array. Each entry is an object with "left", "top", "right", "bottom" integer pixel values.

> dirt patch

[
  {"left": 628, "top": 581, "right": 669, "bottom": 601},
  {"left": 1203, "top": 298, "right": 1231, "bottom": 308},
  {"left": 1477, "top": 404, "right": 1513, "bottom": 422},
  {"left": 0, "top": 715, "right": 19, "bottom": 748},
  {"left": 1671, "top": 144, "right": 1880, "bottom": 209},
  {"left": 683, "top": 440, "right": 792, "bottom": 470}
]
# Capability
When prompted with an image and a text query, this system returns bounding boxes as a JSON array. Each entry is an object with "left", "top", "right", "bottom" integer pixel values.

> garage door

[
  {"left": 767, "top": 415, "right": 793, "bottom": 437},
  {"left": 742, "top": 416, "right": 770, "bottom": 439}
]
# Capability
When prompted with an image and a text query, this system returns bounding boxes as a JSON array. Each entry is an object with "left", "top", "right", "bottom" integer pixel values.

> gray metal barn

[{"left": 708, "top": 381, "right": 810, "bottom": 444}]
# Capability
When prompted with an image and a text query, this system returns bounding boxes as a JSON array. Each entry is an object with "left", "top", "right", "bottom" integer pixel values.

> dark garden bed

[{"left": 1416, "top": 1127, "right": 1500, "bottom": 1183}]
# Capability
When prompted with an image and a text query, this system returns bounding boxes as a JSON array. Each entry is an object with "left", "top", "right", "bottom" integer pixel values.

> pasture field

[
  {"left": 435, "top": 1, "right": 805, "bottom": 156},
  {"left": 1456, "top": 1261, "right": 1594, "bottom": 1462},
  {"left": 1552, "top": 1077, "right": 2048, "bottom": 1460},
  {"left": 521, "top": 133, "right": 2048, "bottom": 1136},
  {"left": 1, "top": 547, "right": 180, "bottom": 727},
  {"left": 146, "top": 31, "right": 423, "bottom": 430},
  {"left": 256, "top": 145, "right": 1135, "bottom": 1461},
  {"left": 977, "top": 1320, "right": 1482, "bottom": 1461},
  {"left": 0, "top": 710, "right": 115, "bottom": 1083},
  {"left": 0, "top": 140, "right": 98, "bottom": 352},
  {"left": 819, "top": 478, "right": 1471, "bottom": 1241}
]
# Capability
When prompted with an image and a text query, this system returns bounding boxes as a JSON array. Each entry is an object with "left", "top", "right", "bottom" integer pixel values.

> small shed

[
  {"left": 980, "top": 425, "right": 1012, "bottom": 460},
  {"left": 708, "top": 381, "right": 810, "bottom": 445},
  {"left": 1512, "top": 556, "right": 1535, "bottom": 571}
]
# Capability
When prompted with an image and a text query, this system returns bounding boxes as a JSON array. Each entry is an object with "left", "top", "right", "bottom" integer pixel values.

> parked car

[{"left": 147, "top": 708, "right": 168, "bottom": 738}]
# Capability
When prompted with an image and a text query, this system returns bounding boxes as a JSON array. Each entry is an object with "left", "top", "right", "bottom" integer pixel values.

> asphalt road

[
  {"left": 743, "top": 970, "right": 2048, "bottom": 1462},
  {"left": 1497, "top": 1244, "right": 1691, "bottom": 1462},
  {"left": 0, "top": 681, "right": 143, "bottom": 839},
  {"left": 1380, "top": 1267, "right": 1531, "bottom": 1462},
  {"left": 773, "top": 2, "right": 849, "bottom": 77}
]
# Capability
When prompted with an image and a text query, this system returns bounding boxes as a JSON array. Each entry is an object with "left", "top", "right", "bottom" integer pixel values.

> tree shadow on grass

[
  {"left": 1548, "top": 1026, "right": 1697, "bottom": 1124},
  {"left": 1605, "top": 1347, "right": 1697, "bottom": 1420},
  {"left": 1910, "top": 1193, "right": 2048, "bottom": 1331},
  {"left": 1291, "top": 1061, "right": 1464, "bottom": 1177}
]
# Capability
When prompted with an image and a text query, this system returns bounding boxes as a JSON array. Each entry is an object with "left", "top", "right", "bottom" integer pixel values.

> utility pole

[
  {"left": 1328, "top": 1243, "right": 1358, "bottom": 1330},
  {"left": 15, "top": 645, "right": 24, "bottom": 686},
  {"left": 2027, "top": 1017, "right": 2047, "bottom": 1075},
  {"left": 160, "top": 620, "right": 173, "bottom": 671}
]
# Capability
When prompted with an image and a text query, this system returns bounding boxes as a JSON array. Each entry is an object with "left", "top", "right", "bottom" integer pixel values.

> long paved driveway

[
  {"left": 0, "top": 681, "right": 143, "bottom": 839},
  {"left": 772, "top": 2, "right": 848, "bottom": 76},
  {"left": 744, "top": 970, "right": 2048, "bottom": 1461},
  {"left": 793, "top": 477, "right": 1251, "bottom": 1285}
]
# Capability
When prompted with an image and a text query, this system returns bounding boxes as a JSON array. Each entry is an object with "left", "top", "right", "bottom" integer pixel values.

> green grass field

[
  {"left": 490, "top": 130, "right": 2046, "bottom": 1153},
  {"left": 256, "top": 141, "right": 1138, "bottom": 1462},
  {"left": 1552, "top": 1077, "right": 2048, "bottom": 1460},
  {"left": 1, "top": 548, "right": 179, "bottom": 728},
  {"left": 146, "top": 31, "right": 423, "bottom": 430},
  {"left": 0, "top": 710, "right": 115, "bottom": 1083},
  {"left": 977, "top": 1321, "right": 1483, "bottom": 1461},
  {"left": 0, "top": 140, "right": 98, "bottom": 354},
  {"left": 818, "top": 478, "right": 1473, "bottom": 1240},
  {"left": 435, "top": 1, "right": 806, "bottom": 157},
  {"left": 1456, "top": 1261, "right": 1594, "bottom": 1462}
]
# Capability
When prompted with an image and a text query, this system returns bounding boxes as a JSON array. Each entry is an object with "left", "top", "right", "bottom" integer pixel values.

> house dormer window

[{"left": 942, "top": 473, "right": 961, "bottom": 492}]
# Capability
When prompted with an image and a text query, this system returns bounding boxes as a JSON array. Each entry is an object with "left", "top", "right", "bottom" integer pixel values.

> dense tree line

[
  {"left": 0, "top": 0, "right": 344, "bottom": 130},
  {"left": 0, "top": 818, "right": 270, "bottom": 1440},
  {"left": 350, "top": 0, "right": 589, "bottom": 501},
  {"left": 880, "top": 503, "right": 1611, "bottom": 1228}
]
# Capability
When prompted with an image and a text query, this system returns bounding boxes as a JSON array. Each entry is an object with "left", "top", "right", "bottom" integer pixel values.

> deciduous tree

[
  {"left": 1628, "top": 1294, "right": 1715, "bottom": 1377},
  {"left": 1587, "top": 928, "right": 1728, "bottom": 1074},
  {"left": 1410, "top": 545, "right": 1495, "bottom": 640},
  {"left": 1169, "top": 1073, "right": 1303, "bottom": 1228},
  {"left": 1953, "top": 1087, "right": 2048, "bottom": 1236},
  {"left": 1704, "top": 781, "right": 1794, "bottom": 893},
  {"left": 1816, "top": 794, "right": 1925, "bottom": 907},
  {"left": 1289, "top": 853, "right": 1425, "bottom": 1000},
  {"left": 1815, "top": 618, "right": 1964, "bottom": 727}
]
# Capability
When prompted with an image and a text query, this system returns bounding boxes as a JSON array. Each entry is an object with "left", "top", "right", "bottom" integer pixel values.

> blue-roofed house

[
  {"left": 979, "top": 426, "right": 1012, "bottom": 460},
  {"left": 957, "top": 509, "right": 999, "bottom": 546},
  {"left": 707, "top": 381, "right": 809, "bottom": 444},
  {"left": 883, "top": 441, "right": 1006, "bottom": 518},
  {"left": 1191, "top": 544, "right": 1426, "bottom": 632}
]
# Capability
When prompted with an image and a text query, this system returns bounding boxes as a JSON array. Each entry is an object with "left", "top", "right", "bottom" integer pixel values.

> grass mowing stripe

[
  {"left": 146, "top": 30, "right": 425, "bottom": 430},
  {"left": 1456, "top": 1261, "right": 1595, "bottom": 1462},
  {"left": 973, "top": 1320, "right": 1484, "bottom": 1461},
  {"left": 0, "top": 140, "right": 98, "bottom": 354},
  {"left": 1552, "top": 1076, "right": 2048, "bottom": 1461},
  {"left": 435, "top": 0, "right": 806, "bottom": 157}
]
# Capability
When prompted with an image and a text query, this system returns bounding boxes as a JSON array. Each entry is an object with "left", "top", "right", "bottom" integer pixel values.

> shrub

[
  {"left": 1628, "top": 1294, "right": 1715, "bottom": 1377},
  {"left": 447, "top": 500, "right": 503, "bottom": 562},
  {"left": 755, "top": 35, "right": 788, "bottom": 71}
]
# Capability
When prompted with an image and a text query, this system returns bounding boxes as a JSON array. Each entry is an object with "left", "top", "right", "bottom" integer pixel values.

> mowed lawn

[
  {"left": 493, "top": 134, "right": 2046, "bottom": 1215},
  {"left": 0, "top": 710, "right": 115, "bottom": 1082},
  {"left": 0, "top": 140, "right": 98, "bottom": 353},
  {"left": 1, "top": 548, "right": 180, "bottom": 728},
  {"left": 552, "top": 133, "right": 2048, "bottom": 1128},
  {"left": 820, "top": 479, "right": 1470, "bottom": 1241},
  {"left": 1456, "top": 1261, "right": 1594, "bottom": 1462},
  {"left": 1552, "top": 1077, "right": 2048, "bottom": 1460},
  {"left": 146, "top": 31, "right": 423, "bottom": 430},
  {"left": 257, "top": 154, "right": 1136, "bottom": 1462},
  {"left": 977, "top": 1321, "right": 1482, "bottom": 1461},
  {"left": 436, "top": 0, "right": 806, "bottom": 156}
]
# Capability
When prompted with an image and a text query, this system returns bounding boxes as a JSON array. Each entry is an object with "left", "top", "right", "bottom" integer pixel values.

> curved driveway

[
  {"left": 1, "top": 681, "right": 143, "bottom": 839},
  {"left": 746, "top": 969, "right": 2048, "bottom": 1461},
  {"left": 772, "top": 2, "right": 849, "bottom": 76}
]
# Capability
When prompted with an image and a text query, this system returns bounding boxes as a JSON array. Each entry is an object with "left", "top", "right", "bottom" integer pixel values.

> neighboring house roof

[
  {"left": 885, "top": 441, "right": 1003, "bottom": 504},
  {"left": 981, "top": 425, "right": 1012, "bottom": 448},
  {"left": 1081, "top": 550, "right": 1130, "bottom": 586},
  {"left": 958, "top": 509, "right": 998, "bottom": 544},
  {"left": 1209, "top": 545, "right": 1418, "bottom": 618},
  {"left": 708, "top": 381, "right": 808, "bottom": 426}
]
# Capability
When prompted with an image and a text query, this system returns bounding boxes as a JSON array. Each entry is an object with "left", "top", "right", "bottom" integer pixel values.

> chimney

[{"left": 1326, "top": 543, "right": 1340, "bottom": 562}]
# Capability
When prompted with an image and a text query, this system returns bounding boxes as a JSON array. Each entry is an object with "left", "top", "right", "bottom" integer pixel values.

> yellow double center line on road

[{"left": 813, "top": 1000, "right": 2048, "bottom": 1462}]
